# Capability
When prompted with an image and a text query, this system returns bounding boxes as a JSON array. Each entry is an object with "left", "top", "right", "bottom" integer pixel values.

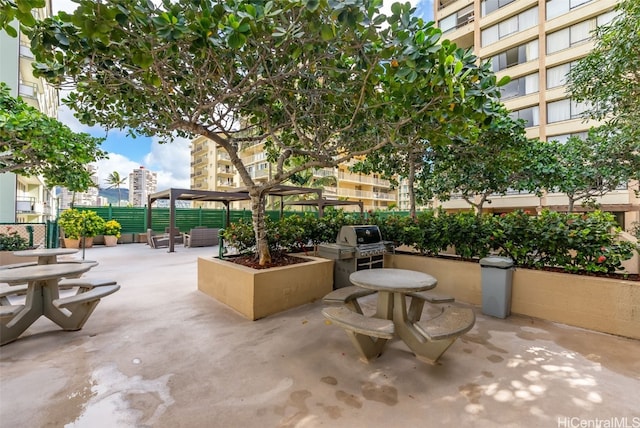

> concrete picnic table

[
  {"left": 0, "top": 263, "right": 119, "bottom": 345},
  {"left": 13, "top": 248, "right": 79, "bottom": 265},
  {"left": 323, "top": 268, "right": 475, "bottom": 364}
]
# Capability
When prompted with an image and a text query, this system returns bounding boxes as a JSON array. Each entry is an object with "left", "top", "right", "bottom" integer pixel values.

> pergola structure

[
  {"left": 147, "top": 186, "right": 324, "bottom": 252},
  {"left": 283, "top": 198, "right": 364, "bottom": 217},
  {"left": 147, "top": 188, "right": 251, "bottom": 253}
]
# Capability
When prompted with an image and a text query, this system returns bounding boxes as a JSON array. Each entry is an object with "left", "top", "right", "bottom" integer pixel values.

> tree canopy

[
  {"left": 0, "top": 83, "right": 106, "bottom": 191},
  {"left": 528, "top": 129, "right": 640, "bottom": 212},
  {"left": 0, "top": 0, "right": 44, "bottom": 37},
  {"left": 568, "top": 0, "right": 640, "bottom": 137},
  {"left": 28, "top": 0, "right": 506, "bottom": 264},
  {"left": 424, "top": 110, "right": 533, "bottom": 214}
]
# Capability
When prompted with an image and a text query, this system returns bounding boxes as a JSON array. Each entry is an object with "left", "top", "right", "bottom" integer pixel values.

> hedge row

[{"left": 220, "top": 209, "right": 639, "bottom": 274}]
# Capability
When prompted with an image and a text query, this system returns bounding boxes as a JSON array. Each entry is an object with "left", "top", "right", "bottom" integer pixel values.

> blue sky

[{"left": 54, "top": 0, "right": 434, "bottom": 190}]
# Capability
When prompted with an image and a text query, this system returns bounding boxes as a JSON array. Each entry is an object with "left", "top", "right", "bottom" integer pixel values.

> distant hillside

[{"left": 99, "top": 188, "right": 130, "bottom": 204}]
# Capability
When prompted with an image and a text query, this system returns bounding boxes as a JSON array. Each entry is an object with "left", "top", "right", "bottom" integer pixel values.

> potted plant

[
  {"left": 78, "top": 210, "right": 106, "bottom": 248},
  {"left": 57, "top": 208, "right": 83, "bottom": 248},
  {"left": 103, "top": 219, "right": 122, "bottom": 247},
  {"left": 57, "top": 209, "right": 106, "bottom": 248}
]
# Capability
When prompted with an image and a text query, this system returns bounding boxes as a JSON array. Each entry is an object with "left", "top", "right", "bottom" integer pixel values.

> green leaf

[
  {"left": 227, "top": 32, "right": 246, "bottom": 49},
  {"left": 496, "top": 75, "right": 511, "bottom": 86},
  {"left": 321, "top": 23, "right": 334, "bottom": 41}
]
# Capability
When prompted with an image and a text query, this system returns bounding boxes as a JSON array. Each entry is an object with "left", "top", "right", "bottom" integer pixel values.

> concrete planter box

[
  {"left": 387, "top": 253, "right": 640, "bottom": 340},
  {"left": 198, "top": 255, "right": 334, "bottom": 320},
  {"left": 0, "top": 251, "right": 37, "bottom": 266}
]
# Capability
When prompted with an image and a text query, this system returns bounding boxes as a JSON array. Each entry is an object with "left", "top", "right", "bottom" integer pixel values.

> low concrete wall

[
  {"left": 0, "top": 252, "right": 38, "bottom": 266},
  {"left": 387, "top": 253, "right": 640, "bottom": 340},
  {"left": 198, "top": 255, "right": 333, "bottom": 320}
]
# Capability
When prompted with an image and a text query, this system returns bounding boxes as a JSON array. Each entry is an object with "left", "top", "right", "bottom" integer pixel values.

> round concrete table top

[
  {"left": 349, "top": 268, "right": 437, "bottom": 293},
  {"left": 13, "top": 248, "right": 78, "bottom": 258},
  {"left": 0, "top": 263, "right": 93, "bottom": 285}
]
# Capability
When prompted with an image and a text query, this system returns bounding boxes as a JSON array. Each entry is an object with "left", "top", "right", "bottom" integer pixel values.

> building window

[
  {"left": 509, "top": 105, "right": 539, "bottom": 128},
  {"left": 546, "top": 62, "right": 573, "bottom": 89},
  {"left": 546, "top": 0, "right": 592, "bottom": 21},
  {"left": 481, "top": 0, "right": 516, "bottom": 17},
  {"left": 482, "top": 7, "right": 538, "bottom": 47},
  {"left": 441, "top": 4, "right": 474, "bottom": 34},
  {"left": 500, "top": 72, "right": 539, "bottom": 100},
  {"left": 547, "top": 99, "right": 589, "bottom": 123},
  {"left": 546, "top": 18, "right": 596, "bottom": 54},
  {"left": 489, "top": 39, "right": 538, "bottom": 72},
  {"left": 546, "top": 132, "right": 587, "bottom": 143}
]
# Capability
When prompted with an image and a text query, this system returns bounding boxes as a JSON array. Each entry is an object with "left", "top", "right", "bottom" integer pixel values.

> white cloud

[
  {"left": 143, "top": 137, "right": 192, "bottom": 190},
  {"left": 93, "top": 154, "right": 140, "bottom": 190}
]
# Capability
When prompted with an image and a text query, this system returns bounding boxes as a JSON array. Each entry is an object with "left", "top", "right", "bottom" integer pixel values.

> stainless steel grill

[{"left": 318, "top": 225, "right": 388, "bottom": 289}]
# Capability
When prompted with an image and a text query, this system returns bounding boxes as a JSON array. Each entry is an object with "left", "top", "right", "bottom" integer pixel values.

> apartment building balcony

[
  {"left": 217, "top": 167, "right": 234, "bottom": 175},
  {"left": 324, "top": 187, "right": 395, "bottom": 202},
  {"left": 240, "top": 153, "right": 267, "bottom": 165},
  {"left": 337, "top": 171, "right": 391, "bottom": 187},
  {"left": 543, "top": 188, "right": 639, "bottom": 211}
]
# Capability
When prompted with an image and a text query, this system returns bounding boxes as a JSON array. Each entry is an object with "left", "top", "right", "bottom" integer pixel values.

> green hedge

[{"left": 222, "top": 209, "right": 639, "bottom": 274}]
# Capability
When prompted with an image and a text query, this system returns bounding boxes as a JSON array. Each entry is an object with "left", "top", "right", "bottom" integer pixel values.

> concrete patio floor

[{"left": 1, "top": 243, "right": 639, "bottom": 428}]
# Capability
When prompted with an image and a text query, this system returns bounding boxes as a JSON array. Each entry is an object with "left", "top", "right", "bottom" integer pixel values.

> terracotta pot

[
  {"left": 63, "top": 238, "right": 80, "bottom": 249},
  {"left": 79, "top": 237, "right": 94, "bottom": 248},
  {"left": 104, "top": 235, "right": 118, "bottom": 247}
]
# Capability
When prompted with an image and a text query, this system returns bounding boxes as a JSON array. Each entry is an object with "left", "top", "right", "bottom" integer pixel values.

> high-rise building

[
  {"left": 0, "top": 2, "right": 59, "bottom": 223},
  {"left": 189, "top": 137, "right": 396, "bottom": 211},
  {"left": 57, "top": 165, "right": 99, "bottom": 209},
  {"left": 425, "top": 0, "right": 639, "bottom": 230},
  {"left": 129, "top": 166, "right": 158, "bottom": 207}
]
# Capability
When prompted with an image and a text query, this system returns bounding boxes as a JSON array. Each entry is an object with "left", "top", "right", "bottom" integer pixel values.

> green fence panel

[{"left": 68, "top": 205, "right": 403, "bottom": 234}]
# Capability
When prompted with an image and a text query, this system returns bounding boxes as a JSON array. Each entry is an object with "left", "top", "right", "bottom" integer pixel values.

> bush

[
  {"left": 58, "top": 209, "right": 106, "bottom": 239},
  {"left": 220, "top": 208, "right": 639, "bottom": 274},
  {"left": 103, "top": 219, "right": 122, "bottom": 238},
  {"left": 0, "top": 229, "right": 29, "bottom": 251}
]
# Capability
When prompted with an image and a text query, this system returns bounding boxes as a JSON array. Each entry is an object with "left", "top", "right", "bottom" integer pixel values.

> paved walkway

[{"left": 1, "top": 243, "right": 639, "bottom": 427}]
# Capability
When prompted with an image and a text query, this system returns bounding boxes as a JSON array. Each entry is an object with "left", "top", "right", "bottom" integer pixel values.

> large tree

[
  {"left": 423, "top": 110, "right": 533, "bottom": 214},
  {"left": 0, "top": 83, "right": 106, "bottom": 191},
  {"left": 29, "top": 0, "right": 504, "bottom": 264},
  {"left": 568, "top": 0, "right": 640, "bottom": 139},
  {"left": 529, "top": 129, "right": 640, "bottom": 213}
]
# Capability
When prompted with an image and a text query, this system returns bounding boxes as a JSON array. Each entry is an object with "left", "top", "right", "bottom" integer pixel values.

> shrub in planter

[
  {"left": 103, "top": 219, "right": 122, "bottom": 238},
  {"left": 0, "top": 229, "right": 30, "bottom": 251},
  {"left": 57, "top": 208, "right": 84, "bottom": 239},
  {"left": 58, "top": 209, "right": 106, "bottom": 240}
]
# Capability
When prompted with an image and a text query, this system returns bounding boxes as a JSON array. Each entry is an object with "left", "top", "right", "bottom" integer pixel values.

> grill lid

[{"left": 337, "top": 225, "right": 382, "bottom": 247}]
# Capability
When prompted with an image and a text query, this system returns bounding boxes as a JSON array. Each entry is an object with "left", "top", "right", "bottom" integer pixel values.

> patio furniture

[
  {"left": 184, "top": 227, "right": 219, "bottom": 248},
  {"left": 323, "top": 268, "right": 475, "bottom": 364},
  {"left": 322, "top": 285, "right": 376, "bottom": 314},
  {"left": 147, "top": 228, "right": 183, "bottom": 249},
  {"left": 0, "top": 262, "right": 119, "bottom": 345}
]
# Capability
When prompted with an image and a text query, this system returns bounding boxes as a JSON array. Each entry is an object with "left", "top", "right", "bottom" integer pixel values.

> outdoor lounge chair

[{"left": 184, "top": 227, "right": 219, "bottom": 247}]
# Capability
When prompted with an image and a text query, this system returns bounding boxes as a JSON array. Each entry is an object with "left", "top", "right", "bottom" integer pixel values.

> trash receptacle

[{"left": 480, "top": 256, "right": 514, "bottom": 318}]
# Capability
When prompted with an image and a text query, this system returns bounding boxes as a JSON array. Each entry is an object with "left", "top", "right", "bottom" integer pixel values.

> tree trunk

[
  {"left": 567, "top": 197, "right": 575, "bottom": 213},
  {"left": 408, "top": 161, "right": 417, "bottom": 218},
  {"left": 250, "top": 190, "right": 271, "bottom": 265}
]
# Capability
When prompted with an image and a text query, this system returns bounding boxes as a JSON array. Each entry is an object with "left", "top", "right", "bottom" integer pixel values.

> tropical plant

[
  {"left": 103, "top": 219, "right": 122, "bottom": 238},
  {"left": 105, "top": 171, "right": 126, "bottom": 207},
  {"left": 28, "top": 0, "right": 506, "bottom": 265},
  {"left": 0, "top": 83, "right": 107, "bottom": 191}
]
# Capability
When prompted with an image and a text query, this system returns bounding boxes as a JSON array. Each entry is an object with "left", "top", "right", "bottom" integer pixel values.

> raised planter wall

[
  {"left": 387, "top": 253, "right": 640, "bottom": 340},
  {"left": 0, "top": 252, "right": 38, "bottom": 266},
  {"left": 198, "top": 255, "right": 333, "bottom": 320}
]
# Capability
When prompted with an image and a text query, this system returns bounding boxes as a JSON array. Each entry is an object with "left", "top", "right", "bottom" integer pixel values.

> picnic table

[
  {"left": 323, "top": 268, "right": 475, "bottom": 364},
  {"left": 13, "top": 248, "right": 79, "bottom": 265},
  {"left": 0, "top": 262, "right": 119, "bottom": 345}
]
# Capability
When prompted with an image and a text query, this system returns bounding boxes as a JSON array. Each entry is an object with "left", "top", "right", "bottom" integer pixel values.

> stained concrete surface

[{"left": 1, "top": 244, "right": 639, "bottom": 428}]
